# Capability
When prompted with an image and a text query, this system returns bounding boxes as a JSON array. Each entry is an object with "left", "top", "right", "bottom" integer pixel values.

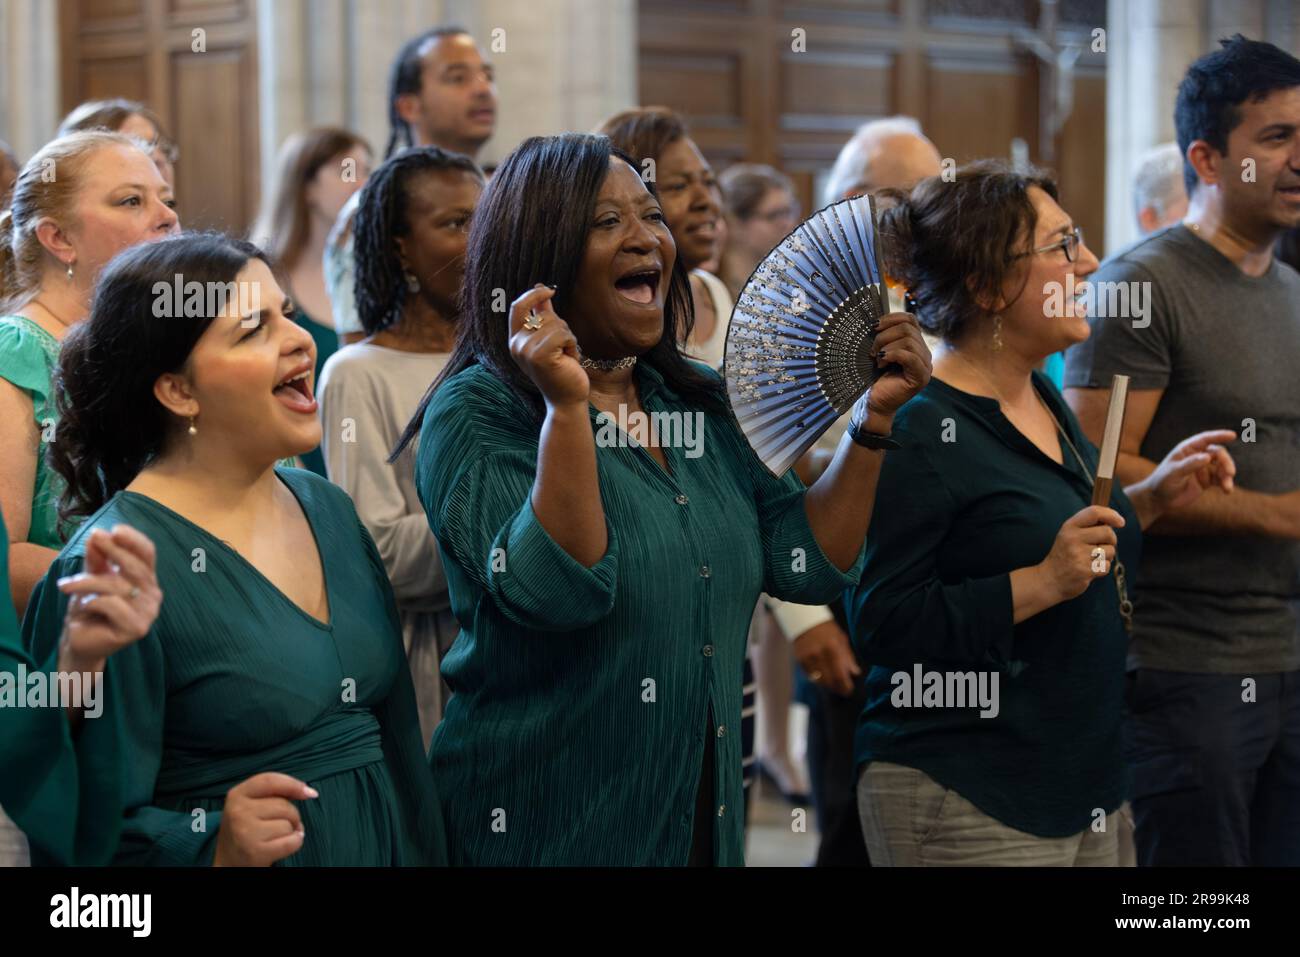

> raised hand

[
  {"left": 507, "top": 284, "right": 590, "bottom": 409},
  {"left": 1144, "top": 429, "right": 1236, "bottom": 513},
  {"left": 861, "top": 312, "right": 932, "bottom": 420},
  {"left": 57, "top": 524, "right": 163, "bottom": 675}
]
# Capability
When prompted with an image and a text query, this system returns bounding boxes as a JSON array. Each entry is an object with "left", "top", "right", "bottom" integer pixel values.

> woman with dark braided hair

[
  {"left": 318, "top": 147, "right": 483, "bottom": 746},
  {"left": 324, "top": 26, "right": 496, "bottom": 346}
]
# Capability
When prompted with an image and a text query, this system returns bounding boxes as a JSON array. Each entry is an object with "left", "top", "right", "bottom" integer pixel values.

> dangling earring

[
  {"left": 65, "top": 260, "right": 74, "bottom": 282},
  {"left": 404, "top": 271, "right": 420, "bottom": 294},
  {"left": 188, "top": 416, "right": 198, "bottom": 436},
  {"left": 992, "top": 315, "right": 1003, "bottom": 352}
]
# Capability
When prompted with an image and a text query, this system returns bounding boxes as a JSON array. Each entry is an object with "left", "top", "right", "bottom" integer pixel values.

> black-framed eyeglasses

[{"left": 1018, "top": 226, "right": 1084, "bottom": 263}]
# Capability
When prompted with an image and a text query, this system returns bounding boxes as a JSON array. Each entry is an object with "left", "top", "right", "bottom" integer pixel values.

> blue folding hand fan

[{"left": 724, "top": 193, "right": 888, "bottom": 476}]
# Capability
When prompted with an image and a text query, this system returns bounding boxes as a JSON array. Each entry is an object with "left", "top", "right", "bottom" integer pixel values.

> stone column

[{"left": 0, "top": 0, "right": 61, "bottom": 162}]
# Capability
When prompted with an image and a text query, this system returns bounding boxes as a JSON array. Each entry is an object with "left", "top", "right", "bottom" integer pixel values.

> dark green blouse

[
  {"left": 847, "top": 372, "right": 1141, "bottom": 837},
  {"left": 292, "top": 308, "right": 339, "bottom": 477},
  {"left": 416, "top": 363, "right": 862, "bottom": 865},
  {"left": 21, "top": 468, "right": 446, "bottom": 865},
  {"left": 2, "top": 510, "right": 124, "bottom": 865}
]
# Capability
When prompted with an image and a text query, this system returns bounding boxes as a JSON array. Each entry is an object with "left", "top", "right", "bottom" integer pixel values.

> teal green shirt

[
  {"left": 416, "top": 363, "right": 863, "bottom": 865},
  {"left": 2, "top": 508, "right": 125, "bottom": 865},
  {"left": 848, "top": 372, "right": 1142, "bottom": 837},
  {"left": 0, "top": 316, "right": 64, "bottom": 547},
  {"left": 22, "top": 468, "right": 446, "bottom": 865},
  {"left": 292, "top": 308, "right": 339, "bottom": 477}
]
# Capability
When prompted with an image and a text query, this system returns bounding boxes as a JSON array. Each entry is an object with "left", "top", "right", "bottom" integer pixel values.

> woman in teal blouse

[
  {"left": 24, "top": 233, "right": 444, "bottom": 866},
  {"left": 0, "top": 130, "right": 179, "bottom": 616},
  {"left": 395, "top": 133, "right": 931, "bottom": 866},
  {"left": 850, "top": 162, "right": 1235, "bottom": 865}
]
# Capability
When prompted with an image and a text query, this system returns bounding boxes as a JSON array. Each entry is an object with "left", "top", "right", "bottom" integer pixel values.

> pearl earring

[
  {"left": 188, "top": 417, "right": 198, "bottom": 436},
  {"left": 992, "top": 315, "right": 1003, "bottom": 352},
  {"left": 404, "top": 271, "right": 420, "bottom": 294}
]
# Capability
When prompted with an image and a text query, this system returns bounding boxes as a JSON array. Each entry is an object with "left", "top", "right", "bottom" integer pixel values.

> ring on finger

[
  {"left": 523, "top": 308, "right": 544, "bottom": 332},
  {"left": 809, "top": 670, "right": 823, "bottom": 682},
  {"left": 127, "top": 586, "right": 141, "bottom": 601}
]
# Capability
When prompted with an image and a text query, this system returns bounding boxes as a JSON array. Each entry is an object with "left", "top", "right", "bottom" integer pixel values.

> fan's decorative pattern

[{"left": 724, "top": 194, "right": 888, "bottom": 476}]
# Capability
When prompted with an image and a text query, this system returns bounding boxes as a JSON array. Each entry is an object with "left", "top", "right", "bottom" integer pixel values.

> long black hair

[
  {"left": 391, "top": 132, "right": 724, "bottom": 459},
  {"left": 354, "top": 146, "right": 484, "bottom": 336},
  {"left": 385, "top": 26, "right": 469, "bottom": 160},
  {"left": 51, "top": 232, "right": 268, "bottom": 526}
]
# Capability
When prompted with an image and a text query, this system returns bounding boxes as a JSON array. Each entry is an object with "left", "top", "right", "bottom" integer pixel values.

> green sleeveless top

[{"left": 0, "top": 315, "right": 64, "bottom": 548}]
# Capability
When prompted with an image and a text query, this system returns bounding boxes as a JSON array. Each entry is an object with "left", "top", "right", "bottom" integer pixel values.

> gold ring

[
  {"left": 810, "top": 670, "right": 823, "bottom": 682},
  {"left": 523, "top": 309, "right": 543, "bottom": 331}
]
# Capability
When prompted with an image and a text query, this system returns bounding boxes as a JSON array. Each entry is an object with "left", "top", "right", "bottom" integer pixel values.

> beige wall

[{"left": 256, "top": 0, "right": 638, "bottom": 188}]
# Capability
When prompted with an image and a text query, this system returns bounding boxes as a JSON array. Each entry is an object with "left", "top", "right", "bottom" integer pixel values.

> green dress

[
  {"left": 1, "top": 509, "right": 125, "bottom": 865},
  {"left": 416, "top": 363, "right": 864, "bottom": 866},
  {"left": 292, "top": 308, "right": 339, "bottom": 477},
  {"left": 0, "top": 315, "right": 64, "bottom": 547},
  {"left": 22, "top": 467, "right": 447, "bottom": 865}
]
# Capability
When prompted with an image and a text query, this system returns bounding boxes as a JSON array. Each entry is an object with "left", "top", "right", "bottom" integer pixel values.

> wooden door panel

[
  {"left": 640, "top": 0, "right": 1107, "bottom": 252},
  {"left": 60, "top": 0, "right": 259, "bottom": 233}
]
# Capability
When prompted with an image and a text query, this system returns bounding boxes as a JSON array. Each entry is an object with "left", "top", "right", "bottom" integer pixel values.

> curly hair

[{"left": 876, "top": 159, "right": 1058, "bottom": 343}]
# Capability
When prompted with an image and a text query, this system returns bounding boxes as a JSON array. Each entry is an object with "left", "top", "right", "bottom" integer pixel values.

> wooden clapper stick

[{"left": 1091, "top": 374, "right": 1130, "bottom": 507}]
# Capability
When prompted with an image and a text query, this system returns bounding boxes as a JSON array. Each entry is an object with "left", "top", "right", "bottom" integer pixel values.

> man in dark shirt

[{"left": 1066, "top": 36, "right": 1300, "bottom": 865}]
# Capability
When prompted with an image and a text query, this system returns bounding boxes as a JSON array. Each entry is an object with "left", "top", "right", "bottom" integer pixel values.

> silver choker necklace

[{"left": 579, "top": 355, "right": 637, "bottom": 371}]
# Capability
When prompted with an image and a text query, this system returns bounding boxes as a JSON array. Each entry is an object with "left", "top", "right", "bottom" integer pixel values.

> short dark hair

[
  {"left": 877, "top": 159, "right": 1058, "bottom": 343},
  {"left": 51, "top": 233, "right": 269, "bottom": 526},
  {"left": 596, "top": 106, "right": 688, "bottom": 171},
  {"left": 1175, "top": 35, "right": 1300, "bottom": 195},
  {"left": 392, "top": 133, "right": 723, "bottom": 459},
  {"left": 353, "top": 146, "right": 484, "bottom": 336},
  {"left": 385, "top": 26, "right": 471, "bottom": 160}
]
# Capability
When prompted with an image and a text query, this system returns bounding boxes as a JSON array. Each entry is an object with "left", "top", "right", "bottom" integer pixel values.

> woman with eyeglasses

[
  {"left": 716, "top": 163, "right": 801, "bottom": 302},
  {"left": 848, "top": 160, "right": 1236, "bottom": 866}
]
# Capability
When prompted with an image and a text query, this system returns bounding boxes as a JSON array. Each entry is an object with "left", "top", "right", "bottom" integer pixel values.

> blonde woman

[{"left": 0, "top": 131, "right": 178, "bottom": 617}]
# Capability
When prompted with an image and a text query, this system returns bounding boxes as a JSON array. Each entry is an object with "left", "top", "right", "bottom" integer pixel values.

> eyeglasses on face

[{"left": 1019, "top": 225, "right": 1084, "bottom": 263}]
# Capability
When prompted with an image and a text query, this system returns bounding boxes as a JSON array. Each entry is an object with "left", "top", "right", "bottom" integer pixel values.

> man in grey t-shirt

[{"left": 1066, "top": 36, "right": 1300, "bottom": 866}]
